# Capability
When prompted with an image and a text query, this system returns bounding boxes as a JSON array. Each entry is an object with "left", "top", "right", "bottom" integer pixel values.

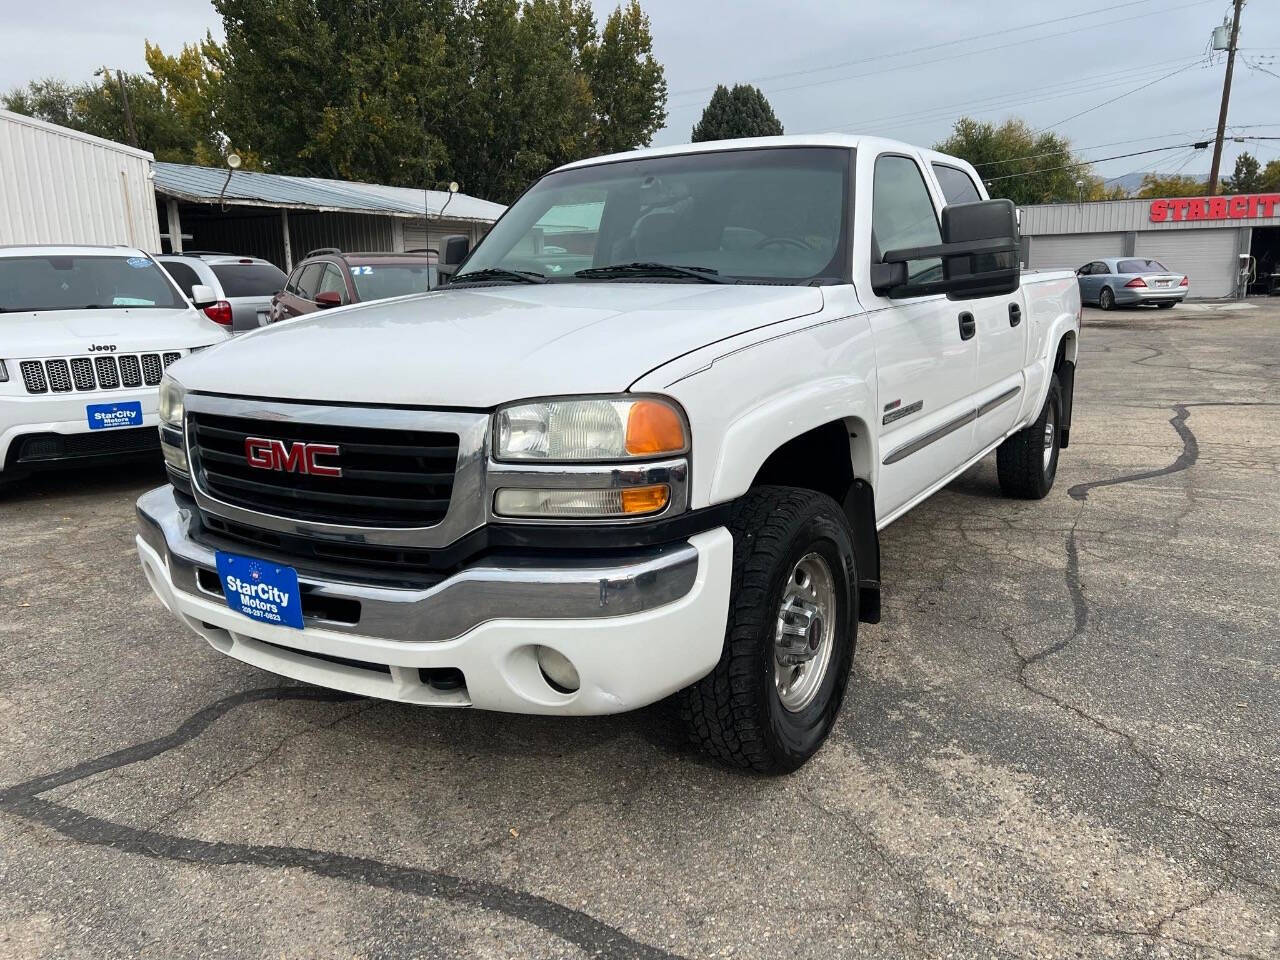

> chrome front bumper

[
  {"left": 136, "top": 485, "right": 700, "bottom": 643},
  {"left": 136, "top": 485, "right": 734, "bottom": 714}
]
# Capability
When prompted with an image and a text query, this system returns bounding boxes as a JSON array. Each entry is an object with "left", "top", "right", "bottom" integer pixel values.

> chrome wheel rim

[
  {"left": 1043, "top": 407, "right": 1056, "bottom": 472},
  {"left": 774, "top": 552, "right": 837, "bottom": 713}
]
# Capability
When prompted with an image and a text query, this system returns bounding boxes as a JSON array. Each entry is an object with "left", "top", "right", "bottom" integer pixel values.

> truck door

[
  {"left": 928, "top": 162, "right": 1030, "bottom": 454},
  {"left": 862, "top": 152, "right": 978, "bottom": 520}
]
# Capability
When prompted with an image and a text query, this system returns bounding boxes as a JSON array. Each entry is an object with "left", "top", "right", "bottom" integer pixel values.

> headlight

[
  {"left": 158, "top": 376, "right": 185, "bottom": 427},
  {"left": 157, "top": 376, "right": 188, "bottom": 473},
  {"left": 493, "top": 396, "right": 688, "bottom": 462}
]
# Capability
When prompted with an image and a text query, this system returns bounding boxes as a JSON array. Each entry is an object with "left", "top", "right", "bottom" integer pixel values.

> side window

[
  {"left": 316, "top": 263, "right": 347, "bottom": 302},
  {"left": 1093, "top": 261, "right": 1109, "bottom": 275},
  {"left": 873, "top": 155, "right": 943, "bottom": 286},
  {"left": 931, "top": 164, "right": 983, "bottom": 206},
  {"left": 295, "top": 263, "right": 324, "bottom": 299},
  {"left": 161, "top": 261, "right": 202, "bottom": 298}
]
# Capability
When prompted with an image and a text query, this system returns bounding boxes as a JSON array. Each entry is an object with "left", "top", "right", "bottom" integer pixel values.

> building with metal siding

[
  {"left": 1021, "top": 195, "right": 1280, "bottom": 298},
  {"left": 0, "top": 109, "right": 162, "bottom": 250},
  {"left": 151, "top": 162, "right": 504, "bottom": 271}
]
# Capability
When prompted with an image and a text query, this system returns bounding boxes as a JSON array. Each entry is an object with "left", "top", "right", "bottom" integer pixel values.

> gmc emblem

[{"left": 244, "top": 437, "right": 342, "bottom": 477}]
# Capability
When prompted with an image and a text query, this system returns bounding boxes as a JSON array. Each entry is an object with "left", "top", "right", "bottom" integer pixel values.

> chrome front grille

[
  {"left": 17, "top": 352, "right": 182, "bottom": 394},
  {"left": 185, "top": 394, "right": 490, "bottom": 548}
]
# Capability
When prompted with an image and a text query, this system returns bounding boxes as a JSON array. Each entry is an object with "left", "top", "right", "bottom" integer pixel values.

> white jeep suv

[{"left": 0, "top": 245, "right": 229, "bottom": 480}]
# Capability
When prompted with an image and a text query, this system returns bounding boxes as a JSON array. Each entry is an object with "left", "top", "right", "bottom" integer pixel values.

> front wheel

[
  {"left": 681, "top": 487, "right": 857, "bottom": 774},
  {"left": 1099, "top": 287, "right": 1115, "bottom": 311},
  {"left": 997, "top": 374, "right": 1062, "bottom": 499}
]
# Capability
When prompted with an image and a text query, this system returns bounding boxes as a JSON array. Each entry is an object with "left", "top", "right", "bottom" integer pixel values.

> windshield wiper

[
  {"left": 450, "top": 267, "right": 548, "bottom": 285},
  {"left": 574, "top": 262, "right": 730, "bottom": 283}
]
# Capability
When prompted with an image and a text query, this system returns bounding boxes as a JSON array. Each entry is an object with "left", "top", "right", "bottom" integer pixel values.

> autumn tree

[
  {"left": 691, "top": 84, "right": 783, "bottom": 142},
  {"left": 1136, "top": 174, "right": 1205, "bottom": 199},
  {"left": 934, "top": 117, "right": 1102, "bottom": 205}
]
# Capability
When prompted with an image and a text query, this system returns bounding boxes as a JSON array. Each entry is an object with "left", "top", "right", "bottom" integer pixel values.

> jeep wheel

[
  {"left": 997, "top": 374, "right": 1062, "bottom": 499},
  {"left": 681, "top": 486, "right": 857, "bottom": 774}
]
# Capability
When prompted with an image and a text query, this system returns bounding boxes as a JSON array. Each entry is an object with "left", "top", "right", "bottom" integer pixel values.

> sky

[{"left": 3, "top": 0, "right": 1278, "bottom": 184}]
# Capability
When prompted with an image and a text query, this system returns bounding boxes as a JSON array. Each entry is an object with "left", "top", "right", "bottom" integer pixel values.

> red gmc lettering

[{"left": 243, "top": 438, "right": 342, "bottom": 476}]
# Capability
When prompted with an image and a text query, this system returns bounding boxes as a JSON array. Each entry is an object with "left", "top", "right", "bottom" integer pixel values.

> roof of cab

[{"left": 553, "top": 133, "right": 919, "bottom": 173}]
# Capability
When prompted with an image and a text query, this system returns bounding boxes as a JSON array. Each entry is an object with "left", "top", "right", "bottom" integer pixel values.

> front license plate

[
  {"left": 86, "top": 400, "right": 143, "bottom": 430},
  {"left": 215, "top": 552, "right": 304, "bottom": 629}
]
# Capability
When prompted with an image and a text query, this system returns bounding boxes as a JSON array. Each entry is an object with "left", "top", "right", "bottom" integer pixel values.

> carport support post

[
  {"left": 281, "top": 210, "right": 292, "bottom": 271},
  {"left": 165, "top": 198, "right": 183, "bottom": 254}
]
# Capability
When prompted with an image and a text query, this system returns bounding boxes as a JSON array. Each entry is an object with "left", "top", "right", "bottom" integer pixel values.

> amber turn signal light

[
  {"left": 620, "top": 484, "right": 670, "bottom": 515},
  {"left": 625, "top": 400, "right": 687, "bottom": 456}
]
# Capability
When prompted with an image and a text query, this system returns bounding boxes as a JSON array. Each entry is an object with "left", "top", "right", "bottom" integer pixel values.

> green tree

[
  {"left": 934, "top": 117, "right": 1100, "bottom": 205},
  {"left": 3, "top": 70, "right": 224, "bottom": 165},
  {"left": 690, "top": 84, "right": 783, "bottom": 142},
  {"left": 1223, "top": 152, "right": 1262, "bottom": 193},
  {"left": 588, "top": 1, "right": 667, "bottom": 154},
  {"left": 145, "top": 35, "right": 233, "bottom": 167},
  {"left": 1136, "top": 174, "right": 1205, "bottom": 199}
]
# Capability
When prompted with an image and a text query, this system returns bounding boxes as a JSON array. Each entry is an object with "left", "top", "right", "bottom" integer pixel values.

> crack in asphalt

[
  {"left": 1067, "top": 403, "right": 1199, "bottom": 502},
  {"left": 0, "top": 686, "right": 686, "bottom": 960}
]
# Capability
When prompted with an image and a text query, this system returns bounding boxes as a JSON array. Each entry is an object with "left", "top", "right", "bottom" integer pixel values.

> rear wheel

[
  {"left": 1099, "top": 287, "right": 1115, "bottom": 311},
  {"left": 997, "top": 375, "right": 1062, "bottom": 499},
  {"left": 681, "top": 486, "right": 857, "bottom": 774}
]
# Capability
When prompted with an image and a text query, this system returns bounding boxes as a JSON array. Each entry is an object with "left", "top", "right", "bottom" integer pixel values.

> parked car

[
  {"left": 157, "top": 253, "right": 288, "bottom": 334},
  {"left": 270, "top": 250, "right": 439, "bottom": 322},
  {"left": 1076, "top": 257, "right": 1188, "bottom": 310},
  {"left": 0, "top": 245, "right": 228, "bottom": 481},
  {"left": 138, "top": 135, "right": 1081, "bottom": 773}
]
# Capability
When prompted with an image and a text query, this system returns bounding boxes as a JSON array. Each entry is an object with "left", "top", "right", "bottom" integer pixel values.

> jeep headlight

[
  {"left": 157, "top": 376, "right": 188, "bottom": 473},
  {"left": 493, "top": 396, "right": 688, "bottom": 462}
]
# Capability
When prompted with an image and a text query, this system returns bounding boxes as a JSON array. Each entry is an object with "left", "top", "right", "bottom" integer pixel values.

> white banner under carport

[
  {"left": 1135, "top": 229, "right": 1238, "bottom": 299},
  {"left": 1028, "top": 233, "right": 1125, "bottom": 272}
]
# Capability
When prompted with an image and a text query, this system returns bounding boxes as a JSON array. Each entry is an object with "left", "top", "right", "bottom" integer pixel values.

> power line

[
  {"left": 1038, "top": 59, "right": 1209, "bottom": 130},
  {"left": 667, "top": 0, "right": 1179, "bottom": 99},
  {"left": 825, "top": 57, "right": 1207, "bottom": 138},
  {"left": 982, "top": 142, "right": 1204, "bottom": 183},
  {"left": 666, "top": 0, "right": 1218, "bottom": 110}
]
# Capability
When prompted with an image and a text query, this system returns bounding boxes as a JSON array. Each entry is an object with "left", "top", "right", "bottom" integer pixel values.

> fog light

[
  {"left": 536, "top": 646, "right": 580, "bottom": 694},
  {"left": 160, "top": 435, "right": 188, "bottom": 473}
]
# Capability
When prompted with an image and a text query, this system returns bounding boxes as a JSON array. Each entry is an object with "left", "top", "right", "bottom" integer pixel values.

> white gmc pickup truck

[{"left": 137, "top": 136, "right": 1080, "bottom": 773}]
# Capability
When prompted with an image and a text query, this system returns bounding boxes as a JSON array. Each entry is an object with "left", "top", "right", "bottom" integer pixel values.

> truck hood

[
  {"left": 3, "top": 307, "right": 229, "bottom": 359},
  {"left": 171, "top": 283, "right": 825, "bottom": 407}
]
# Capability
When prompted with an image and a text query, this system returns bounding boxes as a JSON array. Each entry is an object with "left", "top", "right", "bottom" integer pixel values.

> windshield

[
  {"left": 0, "top": 255, "right": 186, "bottom": 313},
  {"left": 350, "top": 263, "right": 437, "bottom": 300},
  {"left": 456, "top": 147, "right": 851, "bottom": 284},
  {"left": 211, "top": 263, "right": 288, "bottom": 297},
  {"left": 1118, "top": 258, "right": 1168, "bottom": 273}
]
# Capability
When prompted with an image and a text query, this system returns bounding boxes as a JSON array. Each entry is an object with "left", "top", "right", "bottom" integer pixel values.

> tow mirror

[
  {"left": 872, "top": 198, "right": 1021, "bottom": 301},
  {"left": 190, "top": 284, "right": 217, "bottom": 309},
  {"left": 315, "top": 291, "right": 342, "bottom": 308}
]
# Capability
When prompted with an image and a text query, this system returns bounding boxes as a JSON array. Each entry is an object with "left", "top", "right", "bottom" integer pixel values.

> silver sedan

[{"left": 1075, "top": 257, "right": 1188, "bottom": 310}]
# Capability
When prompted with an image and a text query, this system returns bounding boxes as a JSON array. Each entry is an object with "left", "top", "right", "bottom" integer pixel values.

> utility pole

[
  {"left": 96, "top": 67, "right": 139, "bottom": 148},
  {"left": 1207, "top": 0, "right": 1244, "bottom": 195}
]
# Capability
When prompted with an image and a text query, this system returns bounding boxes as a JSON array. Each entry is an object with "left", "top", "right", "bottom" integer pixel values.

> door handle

[
  {"left": 958, "top": 311, "right": 976, "bottom": 341},
  {"left": 1009, "top": 303, "right": 1022, "bottom": 327}
]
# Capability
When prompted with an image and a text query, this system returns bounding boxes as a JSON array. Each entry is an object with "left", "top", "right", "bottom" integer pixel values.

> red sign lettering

[{"left": 1150, "top": 193, "right": 1280, "bottom": 223}]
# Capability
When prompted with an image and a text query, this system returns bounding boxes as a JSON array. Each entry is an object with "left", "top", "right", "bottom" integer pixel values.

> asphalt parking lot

[{"left": 2, "top": 301, "right": 1278, "bottom": 960}]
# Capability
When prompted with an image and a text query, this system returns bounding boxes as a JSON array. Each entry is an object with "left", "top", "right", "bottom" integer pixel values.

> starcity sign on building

[{"left": 1150, "top": 194, "right": 1280, "bottom": 223}]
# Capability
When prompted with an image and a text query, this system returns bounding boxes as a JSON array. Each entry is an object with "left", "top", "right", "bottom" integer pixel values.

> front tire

[
  {"left": 681, "top": 486, "right": 857, "bottom": 774},
  {"left": 997, "top": 374, "right": 1062, "bottom": 499},
  {"left": 1099, "top": 287, "right": 1115, "bottom": 311}
]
